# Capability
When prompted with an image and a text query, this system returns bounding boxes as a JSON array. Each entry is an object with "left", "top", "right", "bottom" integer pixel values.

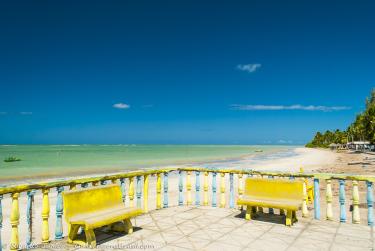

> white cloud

[
  {"left": 237, "top": 64, "right": 261, "bottom": 73},
  {"left": 20, "top": 112, "right": 32, "bottom": 115},
  {"left": 230, "top": 104, "right": 351, "bottom": 112},
  {"left": 113, "top": 103, "right": 130, "bottom": 109}
]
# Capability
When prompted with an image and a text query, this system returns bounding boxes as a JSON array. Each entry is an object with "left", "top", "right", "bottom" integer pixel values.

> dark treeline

[{"left": 306, "top": 89, "right": 375, "bottom": 148}]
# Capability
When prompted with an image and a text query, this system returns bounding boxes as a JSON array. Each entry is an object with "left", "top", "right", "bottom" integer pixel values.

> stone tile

[
  {"left": 299, "top": 229, "right": 336, "bottom": 242},
  {"left": 290, "top": 237, "right": 331, "bottom": 251},
  {"left": 330, "top": 243, "right": 370, "bottom": 251},
  {"left": 334, "top": 234, "right": 373, "bottom": 249},
  {"left": 204, "top": 241, "right": 243, "bottom": 251}
]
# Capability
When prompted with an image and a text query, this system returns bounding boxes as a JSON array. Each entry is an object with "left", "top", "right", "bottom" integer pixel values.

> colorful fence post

[
  {"left": 352, "top": 180, "right": 360, "bottom": 224},
  {"left": 157, "top": 173, "right": 162, "bottom": 209},
  {"left": 238, "top": 174, "right": 243, "bottom": 209},
  {"left": 100, "top": 180, "right": 107, "bottom": 185},
  {"left": 81, "top": 182, "right": 88, "bottom": 188},
  {"left": 204, "top": 171, "right": 209, "bottom": 206},
  {"left": 0, "top": 195, "right": 2, "bottom": 251},
  {"left": 163, "top": 172, "right": 169, "bottom": 208},
  {"left": 212, "top": 172, "right": 217, "bottom": 207},
  {"left": 366, "top": 181, "right": 374, "bottom": 226},
  {"left": 268, "top": 175, "right": 274, "bottom": 214},
  {"left": 313, "top": 178, "right": 320, "bottom": 220},
  {"left": 26, "top": 190, "right": 35, "bottom": 246},
  {"left": 186, "top": 171, "right": 192, "bottom": 206},
  {"left": 339, "top": 179, "right": 346, "bottom": 222},
  {"left": 10, "top": 193, "right": 20, "bottom": 251},
  {"left": 42, "top": 188, "right": 50, "bottom": 243},
  {"left": 195, "top": 171, "right": 201, "bottom": 206},
  {"left": 55, "top": 187, "right": 64, "bottom": 240},
  {"left": 129, "top": 177, "right": 135, "bottom": 207},
  {"left": 120, "top": 178, "right": 126, "bottom": 203},
  {"left": 178, "top": 171, "right": 183, "bottom": 206},
  {"left": 229, "top": 173, "right": 234, "bottom": 208},
  {"left": 143, "top": 174, "right": 149, "bottom": 213},
  {"left": 326, "top": 179, "right": 333, "bottom": 220},
  {"left": 136, "top": 176, "right": 142, "bottom": 208},
  {"left": 220, "top": 173, "right": 226, "bottom": 208},
  {"left": 302, "top": 179, "right": 308, "bottom": 217}
]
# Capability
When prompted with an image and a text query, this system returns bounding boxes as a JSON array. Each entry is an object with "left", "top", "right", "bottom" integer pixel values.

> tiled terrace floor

[{"left": 30, "top": 206, "right": 374, "bottom": 251}]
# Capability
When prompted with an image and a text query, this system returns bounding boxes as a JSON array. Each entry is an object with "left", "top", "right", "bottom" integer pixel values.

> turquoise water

[{"left": 0, "top": 145, "right": 292, "bottom": 181}]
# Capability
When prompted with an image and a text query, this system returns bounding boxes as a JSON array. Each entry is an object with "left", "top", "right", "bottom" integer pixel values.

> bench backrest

[
  {"left": 244, "top": 178, "right": 304, "bottom": 201},
  {"left": 63, "top": 184, "right": 123, "bottom": 221}
]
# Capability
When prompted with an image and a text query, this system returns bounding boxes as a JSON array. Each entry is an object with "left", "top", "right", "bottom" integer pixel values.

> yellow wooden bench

[
  {"left": 237, "top": 178, "right": 304, "bottom": 226},
  {"left": 63, "top": 184, "right": 142, "bottom": 247}
]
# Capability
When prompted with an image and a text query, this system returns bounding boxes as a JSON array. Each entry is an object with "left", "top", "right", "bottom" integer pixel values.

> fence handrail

[{"left": 1, "top": 167, "right": 375, "bottom": 195}]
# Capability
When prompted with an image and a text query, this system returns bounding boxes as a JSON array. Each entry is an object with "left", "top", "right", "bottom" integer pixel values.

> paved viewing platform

[{"left": 32, "top": 206, "right": 374, "bottom": 251}]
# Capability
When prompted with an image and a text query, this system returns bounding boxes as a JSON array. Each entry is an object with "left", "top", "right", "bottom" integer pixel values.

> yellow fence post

[
  {"left": 302, "top": 179, "right": 309, "bottom": 217},
  {"left": 42, "top": 188, "right": 50, "bottom": 243},
  {"left": 69, "top": 184, "right": 76, "bottom": 190},
  {"left": 326, "top": 179, "right": 333, "bottom": 220},
  {"left": 143, "top": 174, "right": 149, "bottom": 213},
  {"left": 129, "top": 177, "right": 134, "bottom": 207},
  {"left": 187, "top": 171, "right": 192, "bottom": 206},
  {"left": 352, "top": 180, "right": 360, "bottom": 224},
  {"left": 156, "top": 173, "right": 162, "bottom": 209},
  {"left": 203, "top": 172, "right": 209, "bottom": 206},
  {"left": 92, "top": 181, "right": 99, "bottom": 186},
  {"left": 220, "top": 173, "right": 226, "bottom": 208},
  {"left": 10, "top": 192, "right": 20, "bottom": 251}
]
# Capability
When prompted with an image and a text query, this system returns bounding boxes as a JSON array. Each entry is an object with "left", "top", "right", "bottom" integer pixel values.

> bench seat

[
  {"left": 237, "top": 195, "right": 302, "bottom": 211},
  {"left": 69, "top": 206, "right": 142, "bottom": 229}
]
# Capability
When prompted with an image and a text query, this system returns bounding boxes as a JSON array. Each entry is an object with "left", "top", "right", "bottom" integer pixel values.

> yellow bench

[
  {"left": 63, "top": 184, "right": 142, "bottom": 247},
  {"left": 237, "top": 178, "right": 304, "bottom": 226}
]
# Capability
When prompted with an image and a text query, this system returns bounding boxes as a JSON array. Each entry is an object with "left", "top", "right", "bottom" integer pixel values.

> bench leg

[
  {"left": 286, "top": 210, "right": 292, "bottom": 226},
  {"left": 245, "top": 206, "right": 252, "bottom": 220},
  {"left": 280, "top": 209, "right": 285, "bottom": 215},
  {"left": 124, "top": 219, "right": 133, "bottom": 234},
  {"left": 85, "top": 228, "right": 96, "bottom": 248},
  {"left": 67, "top": 224, "right": 80, "bottom": 244},
  {"left": 292, "top": 211, "right": 298, "bottom": 223}
]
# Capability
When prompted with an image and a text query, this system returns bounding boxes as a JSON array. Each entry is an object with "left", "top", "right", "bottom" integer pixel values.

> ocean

[{"left": 0, "top": 145, "right": 296, "bottom": 181}]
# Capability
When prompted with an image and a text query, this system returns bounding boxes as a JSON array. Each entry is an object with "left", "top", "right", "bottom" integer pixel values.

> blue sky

[{"left": 0, "top": 0, "right": 374, "bottom": 144}]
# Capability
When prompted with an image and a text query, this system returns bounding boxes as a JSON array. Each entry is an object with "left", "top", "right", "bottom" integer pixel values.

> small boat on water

[
  {"left": 255, "top": 150, "right": 263, "bottom": 152},
  {"left": 3, "top": 156, "right": 21, "bottom": 162}
]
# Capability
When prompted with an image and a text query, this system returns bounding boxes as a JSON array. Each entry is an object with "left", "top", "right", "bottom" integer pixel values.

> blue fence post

[
  {"left": 0, "top": 195, "right": 2, "bottom": 251},
  {"left": 81, "top": 183, "right": 88, "bottom": 188},
  {"left": 268, "top": 175, "right": 274, "bottom": 214},
  {"left": 339, "top": 179, "right": 346, "bottom": 222},
  {"left": 26, "top": 190, "right": 36, "bottom": 246},
  {"left": 313, "top": 178, "right": 320, "bottom": 220},
  {"left": 229, "top": 173, "right": 234, "bottom": 208},
  {"left": 163, "top": 172, "right": 169, "bottom": 208},
  {"left": 212, "top": 172, "right": 217, "bottom": 207},
  {"left": 195, "top": 171, "right": 200, "bottom": 206},
  {"left": 367, "top": 181, "right": 373, "bottom": 226},
  {"left": 120, "top": 178, "right": 126, "bottom": 203},
  {"left": 136, "top": 176, "right": 142, "bottom": 208},
  {"left": 100, "top": 180, "right": 107, "bottom": 185},
  {"left": 55, "top": 187, "right": 64, "bottom": 240},
  {"left": 178, "top": 170, "right": 184, "bottom": 206}
]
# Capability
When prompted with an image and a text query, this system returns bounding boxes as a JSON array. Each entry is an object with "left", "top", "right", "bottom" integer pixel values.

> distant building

[{"left": 347, "top": 141, "right": 371, "bottom": 151}]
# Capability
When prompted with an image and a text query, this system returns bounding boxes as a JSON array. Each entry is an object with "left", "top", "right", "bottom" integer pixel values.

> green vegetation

[
  {"left": 306, "top": 89, "right": 375, "bottom": 148},
  {"left": 4, "top": 156, "right": 22, "bottom": 162}
]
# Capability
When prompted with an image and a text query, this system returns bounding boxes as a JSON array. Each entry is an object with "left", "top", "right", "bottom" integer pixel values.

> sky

[{"left": 0, "top": 0, "right": 374, "bottom": 144}]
